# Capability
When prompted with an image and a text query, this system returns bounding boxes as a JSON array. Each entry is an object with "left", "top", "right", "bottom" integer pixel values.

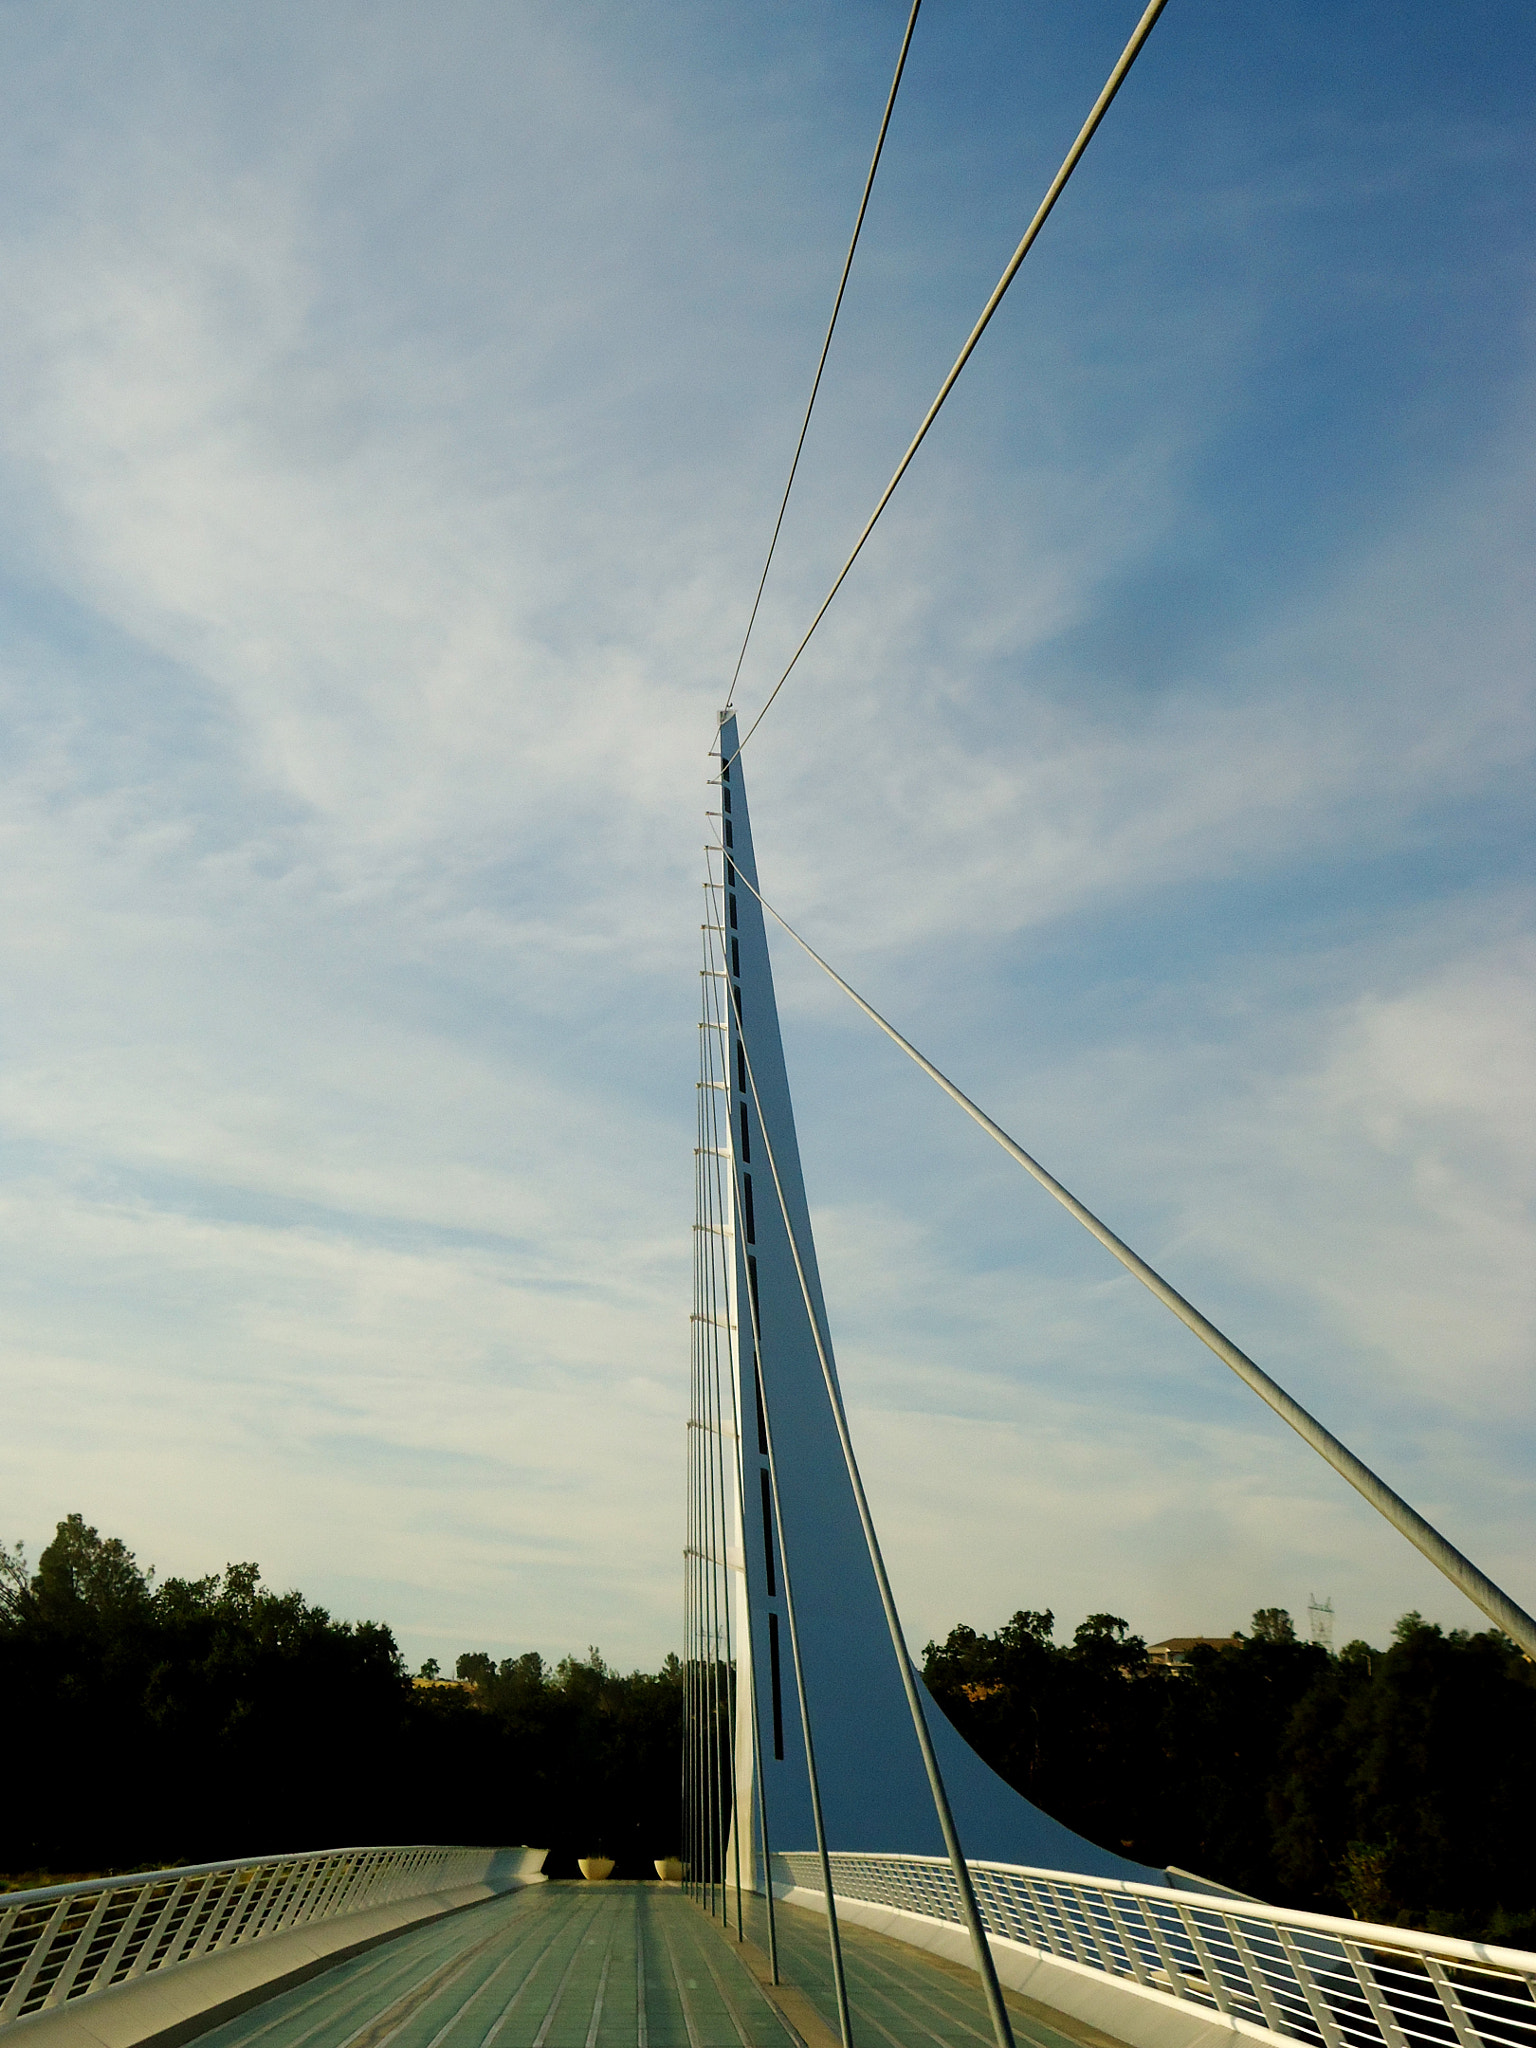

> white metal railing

[
  {"left": 0, "top": 1845, "right": 497, "bottom": 2031},
  {"left": 777, "top": 1852, "right": 1536, "bottom": 2048}
]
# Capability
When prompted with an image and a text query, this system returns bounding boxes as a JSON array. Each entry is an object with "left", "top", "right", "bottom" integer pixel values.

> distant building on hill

[{"left": 1148, "top": 1635, "right": 1240, "bottom": 1672}]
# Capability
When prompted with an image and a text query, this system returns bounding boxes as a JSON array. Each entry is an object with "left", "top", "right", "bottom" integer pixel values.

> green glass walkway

[{"left": 197, "top": 1884, "right": 1127, "bottom": 2048}]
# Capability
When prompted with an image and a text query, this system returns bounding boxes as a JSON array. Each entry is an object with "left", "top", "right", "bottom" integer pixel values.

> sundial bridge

[{"left": 3, "top": 716, "right": 1534, "bottom": 2048}]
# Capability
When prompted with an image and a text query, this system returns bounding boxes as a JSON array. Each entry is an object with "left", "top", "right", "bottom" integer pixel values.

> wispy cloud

[{"left": 0, "top": 0, "right": 1529, "bottom": 1666}]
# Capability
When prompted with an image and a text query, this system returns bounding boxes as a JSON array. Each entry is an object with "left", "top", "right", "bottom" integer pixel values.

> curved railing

[
  {"left": 0, "top": 1845, "right": 508, "bottom": 2031},
  {"left": 777, "top": 1852, "right": 1536, "bottom": 2048}
]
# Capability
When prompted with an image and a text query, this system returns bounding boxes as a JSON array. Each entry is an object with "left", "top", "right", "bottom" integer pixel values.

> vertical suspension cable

[
  {"left": 686, "top": 1059, "right": 696, "bottom": 1902},
  {"left": 700, "top": 900, "right": 780, "bottom": 1971},
  {"left": 699, "top": 921, "right": 743, "bottom": 1926},
  {"left": 734, "top": 1136, "right": 856, "bottom": 2048},
  {"left": 712, "top": 970, "right": 737, "bottom": 1929},
  {"left": 708, "top": 837, "right": 856, "bottom": 2048},
  {"left": 686, "top": 1076, "right": 696, "bottom": 1903},
  {"left": 700, "top": 951, "right": 726, "bottom": 1920},
  {"left": 734, "top": 1010, "right": 1015, "bottom": 2048},
  {"left": 702, "top": 996, "right": 728, "bottom": 1922},
  {"left": 698, "top": 1043, "right": 719, "bottom": 1923},
  {"left": 700, "top": 981, "right": 719, "bottom": 1918},
  {"left": 702, "top": 946, "right": 747, "bottom": 1941},
  {"left": 689, "top": 1000, "right": 720, "bottom": 1908},
  {"left": 687, "top": 1035, "right": 706, "bottom": 1904},
  {"left": 706, "top": 999, "right": 748, "bottom": 1946}
]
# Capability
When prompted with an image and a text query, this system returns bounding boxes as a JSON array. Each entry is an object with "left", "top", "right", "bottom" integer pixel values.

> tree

[
  {"left": 1250, "top": 1608, "right": 1297, "bottom": 1644},
  {"left": 1273, "top": 1615, "right": 1536, "bottom": 1937},
  {"left": 8, "top": 1517, "right": 1530, "bottom": 1933},
  {"left": 0, "top": 1518, "right": 411, "bottom": 1872}
]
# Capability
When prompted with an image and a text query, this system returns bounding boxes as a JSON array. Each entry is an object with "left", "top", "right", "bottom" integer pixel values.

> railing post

[
  {"left": 266, "top": 1856, "right": 323, "bottom": 1935},
  {"left": 1045, "top": 1879, "right": 1097, "bottom": 1971},
  {"left": 1102, "top": 1896, "right": 1154, "bottom": 1989},
  {"left": 41, "top": 1889, "right": 114, "bottom": 2010},
  {"left": 0, "top": 1897, "right": 74, "bottom": 2026},
  {"left": 125, "top": 1879, "right": 188, "bottom": 1982},
  {"left": 1341, "top": 1939, "right": 1411, "bottom": 2048},
  {"left": 1423, "top": 1955, "right": 1487, "bottom": 2048},
  {"left": 1021, "top": 1876, "right": 1071, "bottom": 1962},
  {"left": 169, "top": 1878, "right": 209, "bottom": 1968},
  {"left": 1007, "top": 1876, "right": 1055, "bottom": 1958},
  {"left": 1229, "top": 1920, "right": 1288, "bottom": 2034},
  {"left": 319, "top": 1852, "right": 369, "bottom": 1921},
  {"left": 82, "top": 1883, "right": 156, "bottom": 1998},
  {"left": 1174, "top": 1905, "right": 1234, "bottom": 2016},
  {"left": 311, "top": 1850, "right": 369, "bottom": 1923},
  {"left": 214, "top": 1865, "right": 278, "bottom": 1953},
  {"left": 1071, "top": 1884, "right": 1124, "bottom": 1978},
  {"left": 184, "top": 1872, "right": 240, "bottom": 1964},
  {"left": 1275, "top": 1926, "right": 1347, "bottom": 2048},
  {"left": 1139, "top": 1898, "right": 1192, "bottom": 1999}
]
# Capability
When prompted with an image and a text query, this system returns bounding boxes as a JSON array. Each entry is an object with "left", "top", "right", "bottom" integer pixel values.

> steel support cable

[
  {"left": 702, "top": 924, "right": 747, "bottom": 1936},
  {"left": 712, "top": 937, "right": 741, "bottom": 1925},
  {"left": 688, "top": 1036, "right": 705, "bottom": 1903},
  {"left": 703, "top": 887, "right": 782, "bottom": 1980},
  {"left": 726, "top": 854, "right": 1536, "bottom": 1663},
  {"left": 707, "top": 935, "right": 737, "bottom": 1928},
  {"left": 736, "top": 1170, "right": 856, "bottom": 2048},
  {"left": 706, "top": 1052, "right": 733, "bottom": 1925},
  {"left": 704, "top": 1038, "right": 747, "bottom": 1941},
  {"left": 690, "top": 1035, "right": 701, "bottom": 1902},
  {"left": 692, "top": 987, "right": 724, "bottom": 1911},
  {"left": 700, "top": 1015, "right": 720, "bottom": 1908},
  {"left": 708, "top": 991, "right": 737, "bottom": 1916},
  {"left": 707, "top": 968, "right": 737, "bottom": 1929},
  {"left": 708, "top": 892, "right": 782, "bottom": 1966},
  {"left": 724, "top": 0, "right": 1170, "bottom": 770},
  {"left": 731, "top": 1011, "right": 1018, "bottom": 2048},
  {"left": 707, "top": 889, "right": 855, "bottom": 2048},
  {"left": 691, "top": 1029, "right": 702, "bottom": 1911},
  {"left": 698, "top": 988, "right": 725, "bottom": 1922},
  {"left": 712, "top": 963, "right": 753, "bottom": 1948},
  {"left": 723, "top": 0, "right": 923, "bottom": 714}
]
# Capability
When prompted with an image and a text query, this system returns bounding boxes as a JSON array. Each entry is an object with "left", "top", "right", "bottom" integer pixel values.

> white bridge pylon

[{"left": 688, "top": 711, "right": 1159, "bottom": 1906}]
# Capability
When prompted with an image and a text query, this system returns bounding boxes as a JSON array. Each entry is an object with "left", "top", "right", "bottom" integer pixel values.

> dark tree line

[
  {"left": 922, "top": 1606, "right": 1536, "bottom": 1944},
  {"left": 5, "top": 1516, "right": 1533, "bottom": 1943},
  {"left": 0, "top": 1517, "right": 681, "bottom": 1882}
]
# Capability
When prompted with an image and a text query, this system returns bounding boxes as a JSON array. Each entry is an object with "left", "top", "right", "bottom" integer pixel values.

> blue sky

[{"left": 0, "top": 0, "right": 1530, "bottom": 1674}]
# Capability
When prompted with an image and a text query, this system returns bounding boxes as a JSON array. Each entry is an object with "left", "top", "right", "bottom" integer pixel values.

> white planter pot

[{"left": 578, "top": 1856, "right": 615, "bottom": 1881}]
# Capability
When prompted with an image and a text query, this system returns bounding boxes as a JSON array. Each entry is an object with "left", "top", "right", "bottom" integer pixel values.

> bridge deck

[{"left": 196, "top": 1885, "right": 1125, "bottom": 2048}]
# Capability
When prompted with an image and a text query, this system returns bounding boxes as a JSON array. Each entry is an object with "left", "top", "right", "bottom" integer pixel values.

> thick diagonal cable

[
  {"left": 726, "top": 849, "right": 1536, "bottom": 1662},
  {"left": 726, "top": 0, "right": 1169, "bottom": 767},
  {"left": 731, "top": 1001, "right": 1016, "bottom": 2048},
  {"left": 723, "top": 0, "right": 922, "bottom": 713}
]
